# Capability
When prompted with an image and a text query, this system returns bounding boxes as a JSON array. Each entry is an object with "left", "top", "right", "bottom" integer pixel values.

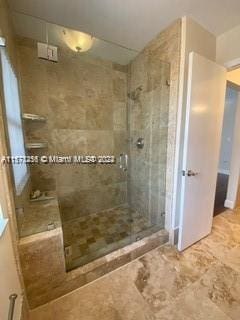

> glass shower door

[
  {"left": 127, "top": 60, "right": 170, "bottom": 241},
  {"left": 44, "top": 21, "right": 134, "bottom": 269},
  {"left": 13, "top": 12, "right": 170, "bottom": 271}
]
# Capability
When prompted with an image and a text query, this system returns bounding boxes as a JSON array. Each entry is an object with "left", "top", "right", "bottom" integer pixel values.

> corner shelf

[
  {"left": 22, "top": 113, "right": 46, "bottom": 122},
  {"left": 26, "top": 142, "right": 48, "bottom": 149}
]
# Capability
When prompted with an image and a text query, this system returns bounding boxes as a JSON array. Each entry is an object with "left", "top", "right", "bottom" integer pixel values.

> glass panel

[
  {"left": 128, "top": 60, "right": 170, "bottom": 240},
  {"left": 10, "top": 12, "right": 170, "bottom": 270}
]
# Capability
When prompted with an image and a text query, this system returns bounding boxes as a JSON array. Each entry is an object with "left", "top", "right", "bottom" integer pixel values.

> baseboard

[
  {"left": 173, "top": 227, "right": 179, "bottom": 245},
  {"left": 224, "top": 199, "right": 235, "bottom": 209},
  {"left": 168, "top": 227, "right": 179, "bottom": 245}
]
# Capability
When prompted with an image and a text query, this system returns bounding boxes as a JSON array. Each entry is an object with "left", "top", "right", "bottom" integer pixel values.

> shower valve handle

[{"left": 119, "top": 154, "right": 128, "bottom": 171}]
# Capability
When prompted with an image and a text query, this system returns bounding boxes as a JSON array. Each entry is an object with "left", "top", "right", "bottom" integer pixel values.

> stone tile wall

[
  {"left": 17, "top": 38, "right": 128, "bottom": 222},
  {"left": 16, "top": 19, "right": 181, "bottom": 232},
  {"left": 128, "top": 20, "right": 181, "bottom": 228}
]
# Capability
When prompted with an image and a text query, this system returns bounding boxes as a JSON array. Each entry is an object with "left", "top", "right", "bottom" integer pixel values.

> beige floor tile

[
  {"left": 197, "top": 229, "right": 238, "bottom": 262},
  {"left": 212, "top": 214, "right": 240, "bottom": 244},
  {"left": 221, "top": 246, "right": 240, "bottom": 273},
  {"left": 31, "top": 271, "right": 155, "bottom": 320},
  {"left": 197, "top": 262, "right": 240, "bottom": 320},
  {"left": 157, "top": 242, "right": 217, "bottom": 282},
  {"left": 156, "top": 284, "right": 232, "bottom": 320},
  {"left": 109, "top": 275, "right": 156, "bottom": 320},
  {"left": 221, "top": 209, "right": 240, "bottom": 225},
  {"left": 117, "top": 249, "right": 194, "bottom": 313},
  {"left": 29, "top": 210, "right": 240, "bottom": 319}
]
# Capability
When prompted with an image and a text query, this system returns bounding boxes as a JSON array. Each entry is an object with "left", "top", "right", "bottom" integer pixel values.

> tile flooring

[
  {"left": 62, "top": 206, "right": 160, "bottom": 270},
  {"left": 30, "top": 208, "right": 240, "bottom": 320}
]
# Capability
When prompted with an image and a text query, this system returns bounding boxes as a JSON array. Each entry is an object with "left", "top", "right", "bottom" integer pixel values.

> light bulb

[{"left": 63, "top": 29, "right": 93, "bottom": 52}]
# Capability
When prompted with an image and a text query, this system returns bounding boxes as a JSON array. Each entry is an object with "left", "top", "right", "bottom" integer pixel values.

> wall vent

[{"left": 37, "top": 42, "right": 58, "bottom": 62}]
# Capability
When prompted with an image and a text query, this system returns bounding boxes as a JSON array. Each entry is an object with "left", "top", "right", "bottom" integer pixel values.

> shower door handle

[
  {"left": 124, "top": 154, "right": 128, "bottom": 172},
  {"left": 119, "top": 154, "right": 128, "bottom": 172},
  {"left": 119, "top": 153, "right": 123, "bottom": 170}
]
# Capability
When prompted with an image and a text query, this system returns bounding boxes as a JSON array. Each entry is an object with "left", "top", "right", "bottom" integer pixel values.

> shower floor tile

[{"left": 62, "top": 206, "right": 159, "bottom": 270}]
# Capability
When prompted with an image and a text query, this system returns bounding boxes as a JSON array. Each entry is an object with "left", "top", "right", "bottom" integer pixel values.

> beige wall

[
  {"left": 173, "top": 16, "right": 216, "bottom": 230},
  {"left": 217, "top": 24, "right": 240, "bottom": 66},
  {"left": 0, "top": 1, "right": 27, "bottom": 318}
]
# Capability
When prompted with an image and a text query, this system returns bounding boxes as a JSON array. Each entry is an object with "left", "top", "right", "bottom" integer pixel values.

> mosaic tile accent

[{"left": 62, "top": 206, "right": 162, "bottom": 270}]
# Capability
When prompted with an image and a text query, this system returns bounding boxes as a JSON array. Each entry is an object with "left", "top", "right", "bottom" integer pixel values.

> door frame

[
  {"left": 171, "top": 56, "right": 240, "bottom": 246},
  {"left": 224, "top": 80, "right": 240, "bottom": 209}
]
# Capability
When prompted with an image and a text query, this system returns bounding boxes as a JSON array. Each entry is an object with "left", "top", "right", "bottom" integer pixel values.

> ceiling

[{"left": 8, "top": 0, "right": 240, "bottom": 51}]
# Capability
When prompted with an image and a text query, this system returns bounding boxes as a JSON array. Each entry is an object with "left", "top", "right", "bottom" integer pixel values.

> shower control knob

[{"left": 136, "top": 137, "right": 144, "bottom": 149}]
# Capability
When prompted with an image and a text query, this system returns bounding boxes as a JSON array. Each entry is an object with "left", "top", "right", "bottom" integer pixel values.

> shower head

[{"left": 127, "top": 85, "right": 143, "bottom": 101}]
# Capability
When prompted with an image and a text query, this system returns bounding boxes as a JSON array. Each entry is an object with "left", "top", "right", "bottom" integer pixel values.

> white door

[{"left": 178, "top": 52, "right": 226, "bottom": 251}]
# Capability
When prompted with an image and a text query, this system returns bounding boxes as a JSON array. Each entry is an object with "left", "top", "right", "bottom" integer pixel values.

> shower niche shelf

[
  {"left": 22, "top": 113, "right": 46, "bottom": 122},
  {"left": 26, "top": 142, "right": 48, "bottom": 149}
]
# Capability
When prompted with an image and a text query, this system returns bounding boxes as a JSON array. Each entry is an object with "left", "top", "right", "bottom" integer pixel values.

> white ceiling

[{"left": 8, "top": 0, "right": 240, "bottom": 51}]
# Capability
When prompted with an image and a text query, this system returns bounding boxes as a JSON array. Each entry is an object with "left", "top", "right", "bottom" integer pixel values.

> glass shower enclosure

[{"left": 10, "top": 12, "right": 170, "bottom": 270}]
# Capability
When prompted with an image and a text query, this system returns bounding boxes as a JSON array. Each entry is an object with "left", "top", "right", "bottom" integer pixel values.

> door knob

[
  {"left": 187, "top": 170, "right": 199, "bottom": 177},
  {"left": 182, "top": 170, "right": 199, "bottom": 177}
]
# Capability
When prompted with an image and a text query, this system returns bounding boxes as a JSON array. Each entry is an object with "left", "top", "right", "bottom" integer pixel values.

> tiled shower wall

[
  {"left": 17, "top": 19, "right": 181, "bottom": 227},
  {"left": 128, "top": 20, "right": 181, "bottom": 228},
  {"left": 17, "top": 38, "right": 128, "bottom": 222}
]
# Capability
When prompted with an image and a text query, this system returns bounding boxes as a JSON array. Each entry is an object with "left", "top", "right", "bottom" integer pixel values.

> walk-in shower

[{"left": 3, "top": 12, "right": 170, "bottom": 271}]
